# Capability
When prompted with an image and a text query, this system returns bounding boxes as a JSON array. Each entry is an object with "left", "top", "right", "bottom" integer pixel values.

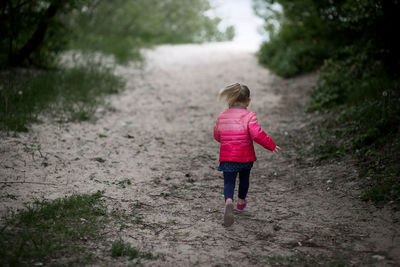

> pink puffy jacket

[{"left": 214, "top": 108, "right": 276, "bottom": 163}]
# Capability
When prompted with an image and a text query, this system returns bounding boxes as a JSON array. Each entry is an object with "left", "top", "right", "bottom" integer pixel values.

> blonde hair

[{"left": 219, "top": 83, "right": 250, "bottom": 107}]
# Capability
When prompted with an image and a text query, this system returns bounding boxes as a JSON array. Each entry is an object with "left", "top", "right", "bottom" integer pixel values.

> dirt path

[{"left": 1, "top": 42, "right": 399, "bottom": 266}]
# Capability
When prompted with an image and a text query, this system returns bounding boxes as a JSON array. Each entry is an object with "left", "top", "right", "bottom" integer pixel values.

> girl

[{"left": 214, "top": 83, "right": 281, "bottom": 227}]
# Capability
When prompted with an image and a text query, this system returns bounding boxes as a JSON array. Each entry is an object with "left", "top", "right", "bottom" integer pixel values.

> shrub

[{"left": 255, "top": 0, "right": 400, "bottom": 202}]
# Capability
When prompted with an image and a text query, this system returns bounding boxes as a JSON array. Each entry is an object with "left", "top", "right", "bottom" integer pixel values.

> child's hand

[{"left": 273, "top": 145, "right": 282, "bottom": 155}]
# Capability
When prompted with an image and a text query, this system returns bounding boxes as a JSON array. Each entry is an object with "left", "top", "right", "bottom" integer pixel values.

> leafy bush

[
  {"left": 255, "top": 0, "right": 400, "bottom": 202},
  {"left": 308, "top": 43, "right": 395, "bottom": 109},
  {"left": 258, "top": 36, "right": 329, "bottom": 78},
  {"left": 254, "top": 0, "right": 339, "bottom": 77}
]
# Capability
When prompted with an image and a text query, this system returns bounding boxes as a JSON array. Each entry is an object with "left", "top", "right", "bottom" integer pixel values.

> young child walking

[{"left": 214, "top": 83, "right": 281, "bottom": 227}]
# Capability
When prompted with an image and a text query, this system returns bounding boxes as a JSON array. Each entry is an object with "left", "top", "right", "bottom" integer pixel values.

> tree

[
  {"left": 1, "top": 0, "right": 234, "bottom": 67},
  {"left": 67, "top": 0, "right": 234, "bottom": 64},
  {"left": 0, "top": 0, "right": 87, "bottom": 67}
]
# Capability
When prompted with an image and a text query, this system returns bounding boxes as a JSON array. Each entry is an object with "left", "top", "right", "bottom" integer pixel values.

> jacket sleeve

[
  {"left": 248, "top": 113, "right": 276, "bottom": 151},
  {"left": 214, "top": 118, "right": 221, "bottom": 142}
]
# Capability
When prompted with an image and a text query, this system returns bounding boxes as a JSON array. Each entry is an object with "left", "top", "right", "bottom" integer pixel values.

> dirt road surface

[{"left": 1, "top": 42, "right": 399, "bottom": 266}]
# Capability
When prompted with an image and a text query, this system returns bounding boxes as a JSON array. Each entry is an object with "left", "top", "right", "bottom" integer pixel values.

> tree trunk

[{"left": 11, "top": 1, "right": 63, "bottom": 66}]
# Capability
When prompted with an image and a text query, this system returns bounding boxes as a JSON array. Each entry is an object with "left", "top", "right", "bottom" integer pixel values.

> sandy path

[{"left": 1, "top": 42, "right": 399, "bottom": 266}]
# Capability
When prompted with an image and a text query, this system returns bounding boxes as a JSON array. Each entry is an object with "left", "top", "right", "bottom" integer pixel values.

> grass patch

[
  {"left": 94, "top": 157, "right": 106, "bottom": 163},
  {"left": 0, "top": 60, "right": 124, "bottom": 133},
  {"left": 111, "top": 239, "right": 155, "bottom": 260},
  {"left": 0, "top": 191, "right": 107, "bottom": 266},
  {"left": 307, "top": 104, "right": 400, "bottom": 203},
  {"left": 358, "top": 139, "right": 400, "bottom": 202},
  {"left": 312, "top": 127, "right": 347, "bottom": 162}
]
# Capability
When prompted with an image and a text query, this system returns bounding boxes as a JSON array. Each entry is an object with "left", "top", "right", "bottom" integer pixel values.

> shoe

[
  {"left": 224, "top": 201, "right": 234, "bottom": 227},
  {"left": 236, "top": 199, "right": 248, "bottom": 211}
]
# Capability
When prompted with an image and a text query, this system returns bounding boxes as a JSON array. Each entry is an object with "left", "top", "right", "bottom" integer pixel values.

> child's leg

[
  {"left": 223, "top": 172, "right": 237, "bottom": 202},
  {"left": 223, "top": 171, "right": 236, "bottom": 226},
  {"left": 238, "top": 169, "right": 250, "bottom": 202}
]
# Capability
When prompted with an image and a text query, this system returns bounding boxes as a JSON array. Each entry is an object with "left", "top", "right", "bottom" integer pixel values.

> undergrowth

[
  {"left": 308, "top": 46, "right": 400, "bottom": 203},
  {"left": 0, "top": 191, "right": 107, "bottom": 266},
  {"left": 0, "top": 60, "right": 124, "bottom": 133}
]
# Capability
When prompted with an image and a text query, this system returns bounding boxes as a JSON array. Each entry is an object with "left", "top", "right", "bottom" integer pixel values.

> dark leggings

[{"left": 223, "top": 169, "right": 250, "bottom": 201}]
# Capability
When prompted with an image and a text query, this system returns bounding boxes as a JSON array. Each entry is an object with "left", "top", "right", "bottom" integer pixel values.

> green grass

[
  {"left": 312, "top": 128, "right": 347, "bottom": 162},
  {"left": 0, "top": 191, "right": 107, "bottom": 266},
  {"left": 0, "top": 60, "right": 124, "bottom": 133},
  {"left": 359, "top": 139, "right": 400, "bottom": 202},
  {"left": 111, "top": 239, "right": 155, "bottom": 260},
  {"left": 94, "top": 157, "right": 106, "bottom": 163},
  {"left": 308, "top": 105, "right": 400, "bottom": 202}
]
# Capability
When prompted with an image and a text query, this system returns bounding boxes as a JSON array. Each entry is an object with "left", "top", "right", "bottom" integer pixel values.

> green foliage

[
  {"left": 1, "top": 0, "right": 233, "bottom": 66},
  {"left": 255, "top": 0, "right": 399, "bottom": 77},
  {"left": 68, "top": 0, "right": 234, "bottom": 64},
  {"left": 0, "top": 59, "right": 124, "bottom": 133},
  {"left": 254, "top": 0, "right": 338, "bottom": 77},
  {"left": 308, "top": 44, "right": 396, "bottom": 110},
  {"left": 1, "top": 0, "right": 232, "bottom": 133},
  {"left": 255, "top": 0, "right": 334, "bottom": 77},
  {"left": 308, "top": 44, "right": 400, "bottom": 202},
  {"left": 255, "top": 0, "right": 400, "bottom": 202},
  {"left": 258, "top": 36, "right": 330, "bottom": 78},
  {"left": 0, "top": 191, "right": 107, "bottom": 266}
]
